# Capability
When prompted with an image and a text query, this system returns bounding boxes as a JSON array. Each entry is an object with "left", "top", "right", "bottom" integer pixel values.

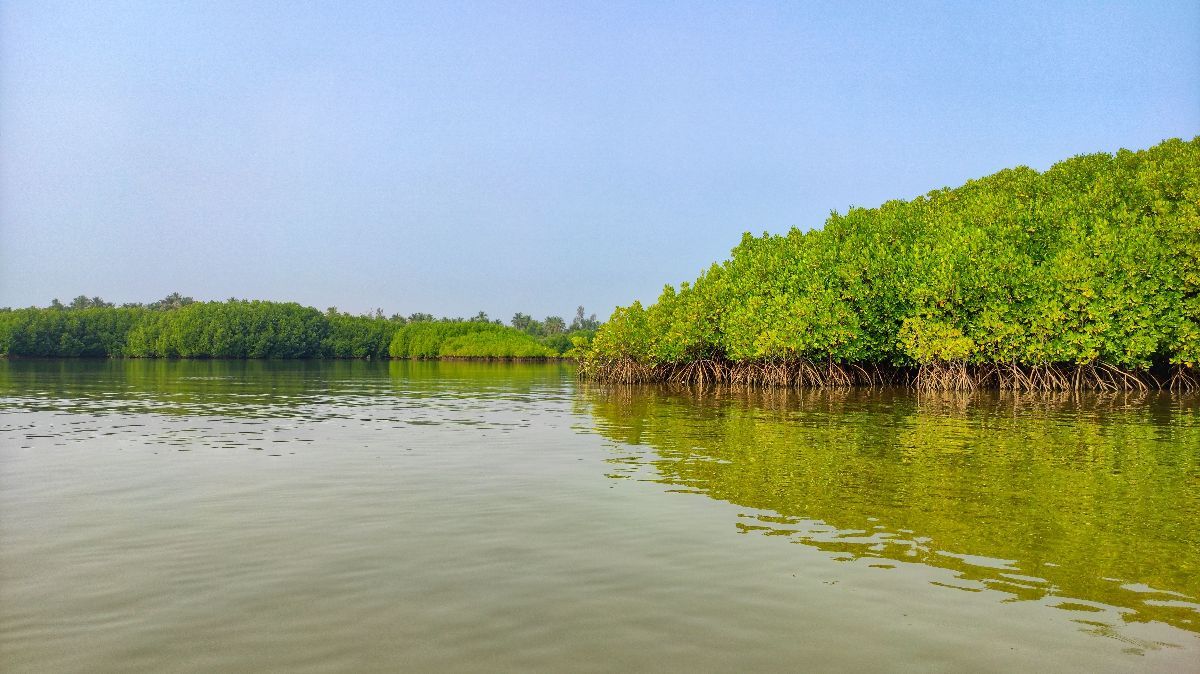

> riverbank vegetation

[
  {"left": 0, "top": 296, "right": 599, "bottom": 360},
  {"left": 581, "top": 137, "right": 1200, "bottom": 391},
  {"left": 388, "top": 321, "right": 556, "bottom": 359}
]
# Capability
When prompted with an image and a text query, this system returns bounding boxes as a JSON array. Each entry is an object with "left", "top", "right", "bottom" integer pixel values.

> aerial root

[
  {"left": 986, "top": 362, "right": 1157, "bottom": 392},
  {"left": 581, "top": 358, "right": 1174, "bottom": 391},
  {"left": 579, "top": 357, "right": 657, "bottom": 384},
  {"left": 915, "top": 361, "right": 975, "bottom": 392},
  {"left": 1167, "top": 365, "right": 1199, "bottom": 393}
]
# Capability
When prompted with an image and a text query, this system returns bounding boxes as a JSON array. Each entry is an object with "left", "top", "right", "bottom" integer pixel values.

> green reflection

[
  {"left": 0, "top": 359, "right": 574, "bottom": 418},
  {"left": 581, "top": 385, "right": 1200, "bottom": 633}
]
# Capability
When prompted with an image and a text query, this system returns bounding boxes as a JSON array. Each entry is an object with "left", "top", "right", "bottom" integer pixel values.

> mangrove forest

[
  {"left": 0, "top": 297, "right": 598, "bottom": 361},
  {"left": 580, "top": 137, "right": 1200, "bottom": 391}
]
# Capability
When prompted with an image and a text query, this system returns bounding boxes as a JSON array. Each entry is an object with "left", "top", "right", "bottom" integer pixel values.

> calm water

[{"left": 1, "top": 360, "right": 1198, "bottom": 672}]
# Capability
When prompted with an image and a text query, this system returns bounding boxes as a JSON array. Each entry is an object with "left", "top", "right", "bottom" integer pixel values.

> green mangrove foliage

[
  {"left": 0, "top": 307, "right": 148, "bottom": 357},
  {"left": 0, "top": 298, "right": 593, "bottom": 360},
  {"left": 125, "top": 301, "right": 329, "bottom": 358},
  {"left": 583, "top": 137, "right": 1200, "bottom": 390},
  {"left": 509, "top": 306, "right": 598, "bottom": 356},
  {"left": 323, "top": 311, "right": 399, "bottom": 359},
  {"left": 388, "top": 321, "right": 556, "bottom": 359}
]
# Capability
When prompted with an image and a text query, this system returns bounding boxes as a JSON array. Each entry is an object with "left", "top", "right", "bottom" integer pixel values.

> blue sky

[{"left": 2, "top": 1, "right": 1197, "bottom": 319}]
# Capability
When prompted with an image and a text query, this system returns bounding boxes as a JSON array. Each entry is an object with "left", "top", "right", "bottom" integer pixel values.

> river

[{"left": 1, "top": 360, "right": 1197, "bottom": 671}]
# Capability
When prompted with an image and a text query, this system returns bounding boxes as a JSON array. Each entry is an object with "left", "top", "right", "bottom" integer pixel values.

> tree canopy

[
  {"left": 0, "top": 297, "right": 598, "bottom": 359},
  {"left": 583, "top": 137, "right": 1200, "bottom": 389}
]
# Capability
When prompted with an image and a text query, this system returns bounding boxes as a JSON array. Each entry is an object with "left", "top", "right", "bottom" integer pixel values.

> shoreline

[{"left": 578, "top": 357, "right": 1199, "bottom": 392}]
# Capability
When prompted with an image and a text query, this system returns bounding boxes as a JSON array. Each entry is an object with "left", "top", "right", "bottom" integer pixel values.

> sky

[{"left": 2, "top": 1, "right": 1198, "bottom": 320}]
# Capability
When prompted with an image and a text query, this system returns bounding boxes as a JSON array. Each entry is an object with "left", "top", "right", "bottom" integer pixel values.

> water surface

[{"left": 2, "top": 360, "right": 1198, "bottom": 672}]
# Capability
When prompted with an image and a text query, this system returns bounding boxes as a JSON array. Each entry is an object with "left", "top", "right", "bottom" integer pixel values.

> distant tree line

[{"left": 0, "top": 295, "right": 601, "bottom": 360}]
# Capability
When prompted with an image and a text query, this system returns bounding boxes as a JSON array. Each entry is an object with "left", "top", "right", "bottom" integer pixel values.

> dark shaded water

[{"left": 1, "top": 360, "right": 1198, "bottom": 672}]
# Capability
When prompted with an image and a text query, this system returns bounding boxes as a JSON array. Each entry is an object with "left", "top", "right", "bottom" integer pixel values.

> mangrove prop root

[
  {"left": 580, "top": 358, "right": 1177, "bottom": 391},
  {"left": 1167, "top": 365, "right": 1200, "bottom": 393}
]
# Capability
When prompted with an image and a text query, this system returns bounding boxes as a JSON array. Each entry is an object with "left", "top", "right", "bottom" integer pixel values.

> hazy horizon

[{"left": 3, "top": 1, "right": 1198, "bottom": 319}]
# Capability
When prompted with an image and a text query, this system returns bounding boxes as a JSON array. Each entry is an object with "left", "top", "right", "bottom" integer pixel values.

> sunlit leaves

[{"left": 586, "top": 137, "right": 1200, "bottom": 374}]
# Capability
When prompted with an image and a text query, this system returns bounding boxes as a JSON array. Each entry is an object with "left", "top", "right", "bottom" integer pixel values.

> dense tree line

[
  {"left": 510, "top": 306, "right": 599, "bottom": 354},
  {"left": 0, "top": 297, "right": 602, "bottom": 360},
  {"left": 582, "top": 137, "right": 1200, "bottom": 390},
  {"left": 389, "top": 322, "right": 557, "bottom": 359},
  {"left": 0, "top": 307, "right": 146, "bottom": 357}
]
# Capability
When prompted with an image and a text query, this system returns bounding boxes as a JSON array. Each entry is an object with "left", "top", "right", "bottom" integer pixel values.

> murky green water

[{"left": 2, "top": 360, "right": 1198, "bottom": 672}]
